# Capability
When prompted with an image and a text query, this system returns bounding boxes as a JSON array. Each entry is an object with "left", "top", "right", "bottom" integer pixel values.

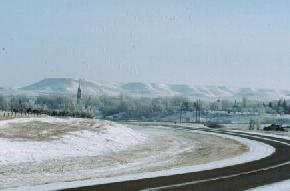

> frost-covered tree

[
  {"left": 249, "top": 118, "right": 255, "bottom": 130},
  {"left": 221, "top": 99, "right": 232, "bottom": 111},
  {"left": 0, "top": 96, "right": 8, "bottom": 110},
  {"left": 242, "top": 96, "right": 248, "bottom": 108}
]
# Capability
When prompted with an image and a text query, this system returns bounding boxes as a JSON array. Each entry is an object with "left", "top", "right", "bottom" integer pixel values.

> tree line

[{"left": 0, "top": 94, "right": 289, "bottom": 120}]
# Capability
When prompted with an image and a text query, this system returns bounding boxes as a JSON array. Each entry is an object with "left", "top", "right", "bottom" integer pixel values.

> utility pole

[
  {"left": 195, "top": 101, "right": 198, "bottom": 123},
  {"left": 180, "top": 103, "right": 183, "bottom": 123},
  {"left": 198, "top": 99, "right": 201, "bottom": 122}
]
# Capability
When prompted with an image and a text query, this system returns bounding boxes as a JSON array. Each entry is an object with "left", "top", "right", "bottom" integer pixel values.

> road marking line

[{"left": 144, "top": 161, "right": 290, "bottom": 190}]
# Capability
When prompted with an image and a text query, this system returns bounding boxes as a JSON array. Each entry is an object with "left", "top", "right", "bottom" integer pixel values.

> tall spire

[{"left": 77, "top": 79, "right": 82, "bottom": 104}]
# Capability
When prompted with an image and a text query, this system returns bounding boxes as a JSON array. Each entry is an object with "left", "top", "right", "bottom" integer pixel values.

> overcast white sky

[{"left": 0, "top": 0, "right": 290, "bottom": 89}]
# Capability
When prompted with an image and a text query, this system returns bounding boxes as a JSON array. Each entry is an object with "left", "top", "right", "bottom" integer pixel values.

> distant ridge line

[{"left": 17, "top": 78, "right": 290, "bottom": 101}]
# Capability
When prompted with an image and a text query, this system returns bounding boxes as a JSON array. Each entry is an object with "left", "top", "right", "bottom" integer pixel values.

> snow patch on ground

[
  {"left": 2, "top": 128, "right": 274, "bottom": 191},
  {"left": 247, "top": 179, "right": 290, "bottom": 191},
  {"left": 0, "top": 118, "right": 146, "bottom": 165},
  {"left": 186, "top": 130, "right": 275, "bottom": 171}
]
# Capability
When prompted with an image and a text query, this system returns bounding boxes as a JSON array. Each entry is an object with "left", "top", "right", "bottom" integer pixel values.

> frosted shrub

[
  {"left": 249, "top": 119, "right": 255, "bottom": 130},
  {"left": 249, "top": 118, "right": 260, "bottom": 130}
]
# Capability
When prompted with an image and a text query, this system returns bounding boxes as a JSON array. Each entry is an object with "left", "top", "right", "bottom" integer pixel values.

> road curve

[{"left": 60, "top": 126, "right": 290, "bottom": 191}]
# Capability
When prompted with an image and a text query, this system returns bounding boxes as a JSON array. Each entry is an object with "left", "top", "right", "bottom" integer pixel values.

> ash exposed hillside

[{"left": 19, "top": 78, "right": 290, "bottom": 101}]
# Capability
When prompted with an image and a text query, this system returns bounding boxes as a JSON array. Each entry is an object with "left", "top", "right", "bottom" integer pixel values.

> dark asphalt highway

[{"left": 60, "top": 126, "right": 290, "bottom": 191}]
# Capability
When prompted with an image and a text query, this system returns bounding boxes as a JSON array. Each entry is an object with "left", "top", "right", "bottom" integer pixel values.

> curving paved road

[{"left": 60, "top": 126, "right": 290, "bottom": 191}]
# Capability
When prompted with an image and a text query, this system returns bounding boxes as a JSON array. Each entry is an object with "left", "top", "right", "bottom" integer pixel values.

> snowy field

[{"left": 0, "top": 118, "right": 274, "bottom": 190}]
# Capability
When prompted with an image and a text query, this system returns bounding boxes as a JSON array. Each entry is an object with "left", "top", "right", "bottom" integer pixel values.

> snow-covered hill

[
  {"left": 19, "top": 78, "right": 290, "bottom": 100},
  {"left": 20, "top": 78, "right": 120, "bottom": 96}
]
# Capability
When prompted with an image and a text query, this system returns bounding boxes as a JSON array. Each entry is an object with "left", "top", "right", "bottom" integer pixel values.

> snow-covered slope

[
  {"left": 19, "top": 78, "right": 290, "bottom": 100},
  {"left": 0, "top": 118, "right": 146, "bottom": 164},
  {"left": 20, "top": 78, "right": 121, "bottom": 96}
]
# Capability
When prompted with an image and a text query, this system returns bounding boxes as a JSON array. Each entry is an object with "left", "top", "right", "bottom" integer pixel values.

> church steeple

[{"left": 77, "top": 79, "right": 82, "bottom": 104}]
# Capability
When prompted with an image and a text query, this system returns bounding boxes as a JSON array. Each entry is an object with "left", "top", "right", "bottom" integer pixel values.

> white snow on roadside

[
  {"left": 247, "top": 179, "right": 290, "bottom": 191},
  {"left": 230, "top": 130, "right": 290, "bottom": 141},
  {"left": 0, "top": 118, "right": 146, "bottom": 165},
  {"left": 2, "top": 128, "right": 275, "bottom": 191}
]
